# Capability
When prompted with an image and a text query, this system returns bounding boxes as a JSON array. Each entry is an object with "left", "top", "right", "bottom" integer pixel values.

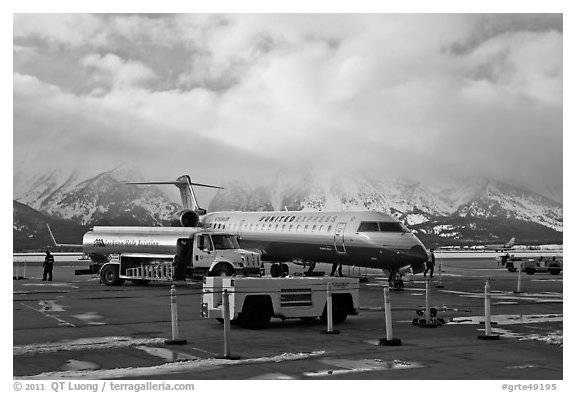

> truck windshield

[{"left": 211, "top": 235, "right": 240, "bottom": 250}]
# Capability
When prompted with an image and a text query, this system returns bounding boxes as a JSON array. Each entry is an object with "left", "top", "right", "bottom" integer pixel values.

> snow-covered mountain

[
  {"left": 14, "top": 165, "right": 180, "bottom": 226},
  {"left": 208, "top": 173, "right": 563, "bottom": 243},
  {"left": 13, "top": 166, "right": 563, "bottom": 249}
]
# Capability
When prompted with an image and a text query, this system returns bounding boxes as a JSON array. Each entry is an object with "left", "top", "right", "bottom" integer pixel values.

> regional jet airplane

[
  {"left": 482, "top": 237, "right": 516, "bottom": 252},
  {"left": 128, "top": 175, "right": 429, "bottom": 279}
]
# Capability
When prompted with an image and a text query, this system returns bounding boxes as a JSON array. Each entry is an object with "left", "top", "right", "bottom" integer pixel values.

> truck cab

[{"left": 99, "top": 231, "right": 261, "bottom": 286}]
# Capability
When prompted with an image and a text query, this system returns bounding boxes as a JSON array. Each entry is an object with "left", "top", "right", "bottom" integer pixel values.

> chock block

[
  {"left": 477, "top": 334, "right": 500, "bottom": 340},
  {"left": 378, "top": 338, "right": 402, "bottom": 346},
  {"left": 164, "top": 339, "right": 188, "bottom": 345}
]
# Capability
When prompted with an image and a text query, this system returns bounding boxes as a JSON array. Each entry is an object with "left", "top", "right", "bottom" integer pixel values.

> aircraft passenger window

[
  {"left": 304, "top": 225, "right": 309, "bottom": 232},
  {"left": 327, "top": 225, "right": 332, "bottom": 232},
  {"left": 307, "top": 216, "right": 313, "bottom": 222},
  {"left": 289, "top": 224, "right": 293, "bottom": 231},
  {"left": 275, "top": 224, "right": 279, "bottom": 230},
  {"left": 319, "top": 225, "right": 323, "bottom": 232},
  {"left": 296, "top": 225, "right": 300, "bottom": 231},
  {"left": 379, "top": 222, "right": 404, "bottom": 232},
  {"left": 358, "top": 222, "right": 379, "bottom": 232},
  {"left": 282, "top": 224, "right": 286, "bottom": 231},
  {"left": 312, "top": 225, "right": 316, "bottom": 232}
]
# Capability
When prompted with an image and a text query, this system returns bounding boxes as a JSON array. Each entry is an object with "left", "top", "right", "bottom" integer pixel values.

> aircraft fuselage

[{"left": 201, "top": 210, "right": 429, "bottom": 272}]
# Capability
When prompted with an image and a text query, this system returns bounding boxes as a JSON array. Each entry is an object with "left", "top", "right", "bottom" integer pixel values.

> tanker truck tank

[{"left": 82, "top": 226, "right": 202, "bottom": 256}]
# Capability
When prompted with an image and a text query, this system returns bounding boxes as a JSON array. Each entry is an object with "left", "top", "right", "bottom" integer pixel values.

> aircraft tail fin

[
  {"left": 126, "top": 175, "right": 223, "bottom": 213},
  {"left": 506, "top": 237, "right": 516, "bottom": 247}
]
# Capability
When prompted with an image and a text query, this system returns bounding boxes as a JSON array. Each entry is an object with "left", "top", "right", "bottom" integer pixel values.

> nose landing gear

[{"left": 388, "top": 269, "right": 404, "bottom": 290}]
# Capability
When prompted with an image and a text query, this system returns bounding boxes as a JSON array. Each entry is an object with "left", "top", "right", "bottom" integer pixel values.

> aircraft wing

[{"left": 46, "top": 224, "right": 82, "bottom": 248}]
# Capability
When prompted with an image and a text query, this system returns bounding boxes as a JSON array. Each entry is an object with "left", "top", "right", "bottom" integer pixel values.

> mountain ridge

[{"left": 13, "top": 166, "right": 563, "bottom": 250}]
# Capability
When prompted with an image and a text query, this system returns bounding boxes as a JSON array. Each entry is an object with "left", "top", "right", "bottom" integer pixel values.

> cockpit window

[
  {"left": 211, "top": 235, "right": 240, "bottom": 249},
  {"left": 378, "top": 222, "right": 405, "bottom": 232},
  {"left": 357, "top": 222, "right": 379, "bottom": 232},
  {"left": 357, "top": 221, "right": 404, "bottom": 233}
]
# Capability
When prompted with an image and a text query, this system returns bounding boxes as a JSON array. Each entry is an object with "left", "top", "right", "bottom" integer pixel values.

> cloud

[
  {"left": 13, "top": 14, "right": 563, "bottom": 197},
  {"left": 13, "top": 14, "right": 106, "bottom": 47},
  {"left": 81, "top": 53, "right": 158, "bottom": 90}
]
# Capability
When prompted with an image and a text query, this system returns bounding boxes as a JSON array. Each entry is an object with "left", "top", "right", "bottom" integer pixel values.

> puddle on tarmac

[
  {"left": 61, "top": 359, "right": 100, "bottom": 371},
  {"left": 249, "top": 373, "right": 295, "bottom": 380},
  {"left": 303, "top": 358, "right": 425, "bottom": 377},
  {"left": 135, "top": 346, "right": 199, "bottom": 362},
  {"left": 506, "top": 364, "right": 538, "bottom": 369},
  {"left": 71, "top": 312, "right": 106, "bottom": 325},
  {"left": 38, "top": 300, "right": 65, "bottom": 312}
]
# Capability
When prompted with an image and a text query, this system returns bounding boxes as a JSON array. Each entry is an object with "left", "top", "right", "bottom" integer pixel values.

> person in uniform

[
  {"left": 424, "top": 248, "right": 436, "bottom": 278},
  {"left": 330, "top": 262, "right": 343, "bottom": 277},
  {"left": 42, "top": 250, "right": 54, "bottom": 281}
]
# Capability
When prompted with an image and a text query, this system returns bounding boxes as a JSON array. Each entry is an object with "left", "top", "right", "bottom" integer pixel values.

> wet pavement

[{"left": 13, "top": 255, "right": 562, "bottom": 380}]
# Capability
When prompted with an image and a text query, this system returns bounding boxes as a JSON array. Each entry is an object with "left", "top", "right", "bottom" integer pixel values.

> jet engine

[{"left": 171, "top": 210, "right": 201, "bottom": 227}]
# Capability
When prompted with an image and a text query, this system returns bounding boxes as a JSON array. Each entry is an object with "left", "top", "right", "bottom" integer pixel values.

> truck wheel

[
  {"left": 548, "top": 268, "right": 561, "bottom": 275},
  {"left": 270, "top": 264, "right": 281, "bottom": 277},
  {"left": 321, "top": 297, "right": 348, "bottom": 324},
  {"left": 209, "top": 264, "right": 234, "bottom": 277},
  {"left": 239, "top": 297, "right": 272, "bottom": 329},
  {"left": 525, "top": 268, "right": 536, "bottom": 275},
  {"left": 101, "top": 265, "right": 124, "bottom": 286},
  {"left": 281, "top": 263, "right": 289, "bottom": 275}
]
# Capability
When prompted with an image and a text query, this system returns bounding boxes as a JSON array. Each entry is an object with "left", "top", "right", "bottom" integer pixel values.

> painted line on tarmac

[
  {"left": 19, "top": 350, "right": 327, "bottom": 380},
  {"left": 21, "top": 302, "right": 76, "bottom": 328}
]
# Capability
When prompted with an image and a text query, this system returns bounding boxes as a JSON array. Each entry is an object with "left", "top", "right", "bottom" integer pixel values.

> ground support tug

[{"left": 202, "top": 276, "right": 360, "bottom": 329}]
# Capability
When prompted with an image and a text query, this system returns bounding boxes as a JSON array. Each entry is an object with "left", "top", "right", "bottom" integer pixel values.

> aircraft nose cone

[
  {"left": 407, "top": 244, "right": 429, "bottom": 263},
  {"left": 410, "top": 244, "right": 428, "bottom": 262}
]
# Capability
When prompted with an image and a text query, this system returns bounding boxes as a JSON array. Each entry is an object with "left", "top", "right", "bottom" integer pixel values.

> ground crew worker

[
  {"left": 330, "top": 262, "right": 343, "bottom": 277},
  {"left": 424, "top": 248, "right": 435, "bottom": 278},
  {"left": 42, "top": 250, "right": 54, "bottom": 281}
]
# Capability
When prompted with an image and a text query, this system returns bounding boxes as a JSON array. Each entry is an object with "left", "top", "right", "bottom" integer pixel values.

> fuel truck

[{"left": 78, "top": 226, "right": 262, "bottom": 286}]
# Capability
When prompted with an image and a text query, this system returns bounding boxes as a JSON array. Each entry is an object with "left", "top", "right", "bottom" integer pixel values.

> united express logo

[{"left": 93, "top": 238, "right": 106, "bottom": 247}]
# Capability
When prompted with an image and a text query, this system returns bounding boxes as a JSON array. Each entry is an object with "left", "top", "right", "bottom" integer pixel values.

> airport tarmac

[{"left": 13, "top": 255, "right": 562, "bottom": 380}]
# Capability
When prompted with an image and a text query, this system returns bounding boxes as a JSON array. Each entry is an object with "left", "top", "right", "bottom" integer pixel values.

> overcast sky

[{"left": 12, "top": 13, "right": 563, "bottom": 196}]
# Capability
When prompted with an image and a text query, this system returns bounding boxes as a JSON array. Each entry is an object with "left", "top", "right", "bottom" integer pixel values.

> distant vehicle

[
  {"left": 521, "top": 256, "right": 563, "bottom": 275},
  {"left": 498, "top": 254, "right": 562, "bottom": 275}
]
